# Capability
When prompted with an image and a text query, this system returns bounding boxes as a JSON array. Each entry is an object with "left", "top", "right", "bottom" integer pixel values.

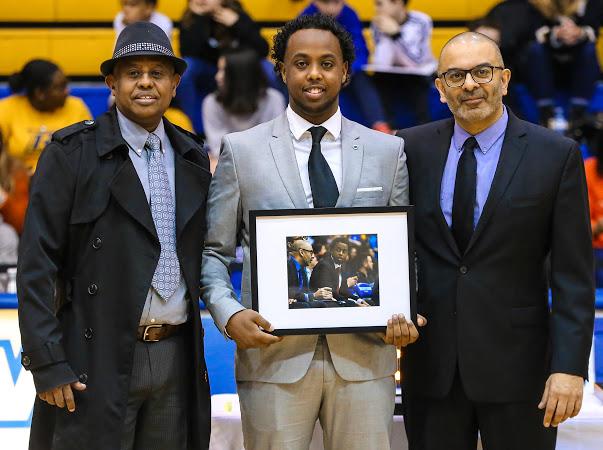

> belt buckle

[{"left": 142, "top": 324, "right": 163, "bottom": 342}]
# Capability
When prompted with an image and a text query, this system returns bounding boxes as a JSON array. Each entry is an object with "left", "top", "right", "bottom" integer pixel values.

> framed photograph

[{"left": 249, "top": 206, "right": 415, "bottom": 335}]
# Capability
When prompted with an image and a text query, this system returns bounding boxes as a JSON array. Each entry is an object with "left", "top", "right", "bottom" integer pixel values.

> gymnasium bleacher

[{"left": 0, "top": 1, "right": 501, "bottom": 78}]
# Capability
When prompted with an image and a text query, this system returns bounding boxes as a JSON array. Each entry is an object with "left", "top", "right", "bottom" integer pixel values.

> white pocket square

[{"left": 356, "top": 186, "right": 383, "bottom": 192}]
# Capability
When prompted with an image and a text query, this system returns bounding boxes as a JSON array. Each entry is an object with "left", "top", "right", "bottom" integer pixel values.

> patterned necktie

[
  {"left": 146, "top": 132, "right": 180, "bottom": 301},
  {"left": 452, "top": 136, "right": 479, "bottom": 254},
  {"left": 308, "top": 126, "right": 339, "bottom": 208}
]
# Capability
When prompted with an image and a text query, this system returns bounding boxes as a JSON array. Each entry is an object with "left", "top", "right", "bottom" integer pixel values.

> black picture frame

[{"left": 249, "top": 206, "right": 416, "bottom": 336}]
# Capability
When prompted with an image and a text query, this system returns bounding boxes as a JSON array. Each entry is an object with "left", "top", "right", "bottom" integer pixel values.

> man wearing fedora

[{"left": 17, "top": 22, "right": 212, "bottom": 450}]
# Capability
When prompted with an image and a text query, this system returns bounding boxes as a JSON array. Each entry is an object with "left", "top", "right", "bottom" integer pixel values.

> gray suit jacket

[{"left": 201, "top": 113, "right": 409, "bottom": 383}]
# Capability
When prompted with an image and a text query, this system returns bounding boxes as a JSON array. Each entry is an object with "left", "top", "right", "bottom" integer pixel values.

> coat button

[
  {"left": 204, "top": 370, "right": 208, "bottom": 382},
  {"left": 88, "top": 283, "right": 98, "bottom": 295},
  {"left": 92, "top": 237, "right": 102, "bottom": 249},
  {"left": 84, "top": 328, "right": 93, "bottom": 340},
  {"left": 459, "top": 266, "right": 468, "bottom": 275},
  {"left": 22, "top": 355, "right": 31, "bottom": 367},
  {"left": 79, "top": 373, "right": 88, "bottom": 384}
]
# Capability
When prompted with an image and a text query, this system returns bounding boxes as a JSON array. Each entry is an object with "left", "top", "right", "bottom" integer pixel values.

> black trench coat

[{"left": 17, "top": 109, "right": 212, "bottom": 450}]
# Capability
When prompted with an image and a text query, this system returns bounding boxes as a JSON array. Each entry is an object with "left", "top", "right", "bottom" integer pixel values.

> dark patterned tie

[
  {"left": 146, "top": 132, "right": 180, "bottom": 301},
  {"left": 308, "top": 126, "right": 339, "bottom": 208},
  {"left": 452, "top": 136, "right": 479, "bottom": 254}
]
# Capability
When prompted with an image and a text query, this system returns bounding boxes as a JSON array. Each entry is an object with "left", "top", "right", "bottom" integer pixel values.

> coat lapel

[
  {"left": 433, "top": 119, "right": 461, "bottom": 258},
  {"left": 164, "top": 119, "right": 209, "bottom": 240},
  {"left": 99, "top": 110, "right": 158, "bottom": 242},
  {"left": 109, "top": 158, "right": 158, "bottom": 241},
  {"left": 335, "top": 117, "right": 363, "bottom": 207},
  {"left": 465, "top": 112, "right": 528, "bottom": 254},
  {"left": 269, "top": 113, "right": 310, "bottom": 208}
]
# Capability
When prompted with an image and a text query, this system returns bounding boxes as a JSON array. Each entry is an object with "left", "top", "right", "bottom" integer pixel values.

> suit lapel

[
  {"left": 164, "top": 119, "right": 208, "bottom": 240},
  {"left": 269, "top": 114, "right": 310, "bottom": 208},
  {"left": 433, "top": 120, "right": 461, "bottom": 258},
  {"left": 336, "top": 117, "right": 363, "bottom": 207},
  {"left": 465, "top": 112, "right": 528, "bottom": 253}
]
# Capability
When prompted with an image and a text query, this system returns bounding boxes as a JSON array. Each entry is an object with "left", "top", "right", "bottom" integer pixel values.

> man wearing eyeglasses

[{"left": 396, "top": 32, "right": 594, "bottom": 450}]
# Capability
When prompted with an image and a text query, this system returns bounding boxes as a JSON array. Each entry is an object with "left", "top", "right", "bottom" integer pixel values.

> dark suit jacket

[
  {"left": 397, "top": 112, "right": 595, "bottom": 403},
  {"left": 310, "top": 254, "right": 353, "bottom": 300},
  {"left": 17, "top": 109, "right": 212, "bottom": 450}
]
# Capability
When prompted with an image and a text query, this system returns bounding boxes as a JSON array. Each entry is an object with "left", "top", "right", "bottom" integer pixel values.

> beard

[{"left": 448, "top": 84, "right": 502, "bottom": 124}]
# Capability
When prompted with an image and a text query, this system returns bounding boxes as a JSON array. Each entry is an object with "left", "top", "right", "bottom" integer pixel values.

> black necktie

[
  {"left": 308, "top": 126, "right": 339, "bottom": 208},
  {"left": 452, "top": 136, "right": 478, "bottom": 254}
]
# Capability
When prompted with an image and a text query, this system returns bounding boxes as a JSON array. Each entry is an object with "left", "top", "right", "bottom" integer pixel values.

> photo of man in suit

[
  {"left": 201, "top": 13, "right": 424, "bottom": 450},
  {"left": 310, "top": 236, "right": 360, "bottom": 306},
  {"left": 287, "top": 237, "right": 334, "bottom": 308},
  {"left": 17, "top": 22, "right": 211, "bottom": 450},
  {"left": 397, "top": 32, "right": 595, "bottom": 450}
]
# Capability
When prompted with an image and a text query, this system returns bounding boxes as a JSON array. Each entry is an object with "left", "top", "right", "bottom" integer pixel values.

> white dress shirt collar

[
  {"left": 286, "top": 105, "right": 342, "bottom": 141},
  {"left": 116, "top": 107, "right": 167, "bottom": 157}
]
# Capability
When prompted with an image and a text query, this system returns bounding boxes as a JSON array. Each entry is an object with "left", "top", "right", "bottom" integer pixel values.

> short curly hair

[{"left": 271, "top": 13, "right": 356, "bottom": 74}]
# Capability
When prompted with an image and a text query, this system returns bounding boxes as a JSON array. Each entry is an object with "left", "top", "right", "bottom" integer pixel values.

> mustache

[{"left": 458, "top": 89, "right": 487, "bottom": 101}]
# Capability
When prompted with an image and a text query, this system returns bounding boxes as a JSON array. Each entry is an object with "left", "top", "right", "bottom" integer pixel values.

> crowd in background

[{"left": 3, "top": 0, "right": 603, "bottom": 284}]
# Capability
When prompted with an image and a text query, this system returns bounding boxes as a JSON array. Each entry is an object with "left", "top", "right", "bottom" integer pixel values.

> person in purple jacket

[{"left": 301, "top": 0, "right": 392, "bottom": 133}]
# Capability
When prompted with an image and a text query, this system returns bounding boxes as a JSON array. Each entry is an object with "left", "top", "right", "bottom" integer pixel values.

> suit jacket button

[
  {"left": 88, "top": 283, "right": 98, "bottom": 295},
  {"left": 22, "top": 355, "right": 31, "bottom": 367},
  {"left": 204, "top": 370, "right": 208, "bottom": 382},
  {"left": 79, "top": 373, "right": 88, "bottom": 384},
  {"left": 92, "top": 237, "right": 102, "bottom": 249},
  {"left": 459, "top": 266, "right": 468, "bottom": 275},
  {"left": 84, "top": 328, "right": 93, "bottom": 340}
]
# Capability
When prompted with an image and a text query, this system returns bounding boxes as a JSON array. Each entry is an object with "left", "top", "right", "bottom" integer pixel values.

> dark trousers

[
  {"left": 120, "top": 334, "right": 190, "bottom": 450},
  {"left": 403, "top": 371, "right": 557, "bottom": 450},
  {"left": 526, "top": 41, "right": 600, "bottom": 104}
]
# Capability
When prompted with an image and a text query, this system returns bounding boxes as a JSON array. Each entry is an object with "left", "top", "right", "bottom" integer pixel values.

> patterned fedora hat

[{"left": 100, "top": 21, "right": 187, "bottom": 76}]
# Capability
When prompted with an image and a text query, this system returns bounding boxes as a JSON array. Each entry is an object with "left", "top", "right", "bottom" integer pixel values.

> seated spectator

[
  {"left": 300, "top": 0, "right": 392, "bottom": 133},
  {"left": 113, "top": 0, "right": 173, "bottom": 40},
  {"left": 0, "top": 185, "right": 18, "bottom": 265},
  {"left": 371, "top": 0, "right": 436, "bottom": 126},
  {"left": 354, "top": 253, "right": 376, "bottom": 284},
  {"left": 481, "top": 0, "right": 542, "bottom": 78},
  {"left": 202, "top": 48, "right": 285, "bottom": 167},
  {"left": 526, "top": 0, "right": 603, "bottom": 129},
  {"left": 177, "top": 0, "right": 270, "bottom": 134},
  {"left": 310, "top": 237, "right": 359, "bottom": 306},
  {"left": 0, "top": 59, "right": 91, "bottom": 233}
]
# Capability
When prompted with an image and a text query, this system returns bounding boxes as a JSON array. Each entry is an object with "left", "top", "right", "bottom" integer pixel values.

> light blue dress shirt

[
  {"left": 116, "top": 108, "right": 188, "bottom": 326},
  {"left": 441, "top": 107, "right": 509, "bottom": 229}
]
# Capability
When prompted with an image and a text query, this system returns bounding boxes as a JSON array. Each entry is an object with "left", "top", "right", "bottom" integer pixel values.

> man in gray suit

[{"left": 201, "top": 14, "right": 423, "bottom": 450}]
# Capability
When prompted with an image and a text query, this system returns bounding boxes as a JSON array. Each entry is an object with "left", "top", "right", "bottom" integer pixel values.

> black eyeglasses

[{"left": 439, "top": 65, "right": 505, "bottom": 88}]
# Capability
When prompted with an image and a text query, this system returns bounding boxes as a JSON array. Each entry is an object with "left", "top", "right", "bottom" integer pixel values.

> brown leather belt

[{"left": 137, "top": 323, "right": 185, "bottom": 342}]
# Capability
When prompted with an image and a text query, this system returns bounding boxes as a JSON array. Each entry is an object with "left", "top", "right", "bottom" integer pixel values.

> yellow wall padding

[{"left": 1, "top": 0, "right": 502, "bottom": 22}]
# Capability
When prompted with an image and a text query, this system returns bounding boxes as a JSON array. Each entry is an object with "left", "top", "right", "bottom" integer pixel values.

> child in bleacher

[
  {"left": 300, "top": 0, "right": 391, "bottom": 133},
  {"left": 177, "top": 0, "right": 270, "bottom": 134},
  {"left": 113, "top": 0, "right": 173, "bottom": 40},
  {"left": 0, "top": 59, "right": 91, "bottom": 234},
  {"left": 370, "top": 0, "right": 436, "bottom": 126}
]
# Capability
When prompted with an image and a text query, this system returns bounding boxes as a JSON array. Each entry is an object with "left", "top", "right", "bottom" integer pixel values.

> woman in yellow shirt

[{"left": 0, "top": 59, "right": 91, "bottom": 233}]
